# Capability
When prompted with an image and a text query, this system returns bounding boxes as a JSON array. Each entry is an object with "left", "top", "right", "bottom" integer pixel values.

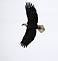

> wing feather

[{"left": 21, "top": 29, "right": 36, "bottom": 47}]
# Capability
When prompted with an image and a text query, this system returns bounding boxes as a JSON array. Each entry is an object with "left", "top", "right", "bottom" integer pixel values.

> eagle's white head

[{"left": 37, "top": 25, "right": 45, "bottom": 33}]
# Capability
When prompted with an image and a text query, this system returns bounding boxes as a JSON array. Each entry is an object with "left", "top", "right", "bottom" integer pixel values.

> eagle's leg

[{"left": 37, "top": 25, "right": 45, "bottom": 33}]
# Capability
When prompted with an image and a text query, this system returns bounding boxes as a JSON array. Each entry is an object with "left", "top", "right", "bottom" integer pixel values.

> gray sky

[{"left": 0, "top": 0, "right": 58, "bottom": 61}]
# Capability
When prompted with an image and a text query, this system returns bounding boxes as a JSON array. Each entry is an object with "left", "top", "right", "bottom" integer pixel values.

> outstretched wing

[
  {"left": 20, "top": 2, "right": 38, "bottom": 47},
  {"left": 25, "top": 2, "right": 38, "bottom": 29},
  {"left": 21, "top": 29, "right": 36, "bottom": 47}
]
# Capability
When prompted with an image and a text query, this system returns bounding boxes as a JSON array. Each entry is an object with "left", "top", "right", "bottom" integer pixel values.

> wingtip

[
  {"left": 20, "top": 42, "right": 27, "bottom": 48},
  {"left": 25, "top": 2, "right": 34, "bottom": 8}
]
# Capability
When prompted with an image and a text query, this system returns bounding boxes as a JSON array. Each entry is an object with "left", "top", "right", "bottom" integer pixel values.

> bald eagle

[{"left": 20, "top": 2, "right": 45, "bottom": 48}]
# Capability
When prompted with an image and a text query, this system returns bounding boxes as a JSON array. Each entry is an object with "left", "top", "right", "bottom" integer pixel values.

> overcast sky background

[{"left": 0, "top": 0, "right": 58, "bottom": 61}]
